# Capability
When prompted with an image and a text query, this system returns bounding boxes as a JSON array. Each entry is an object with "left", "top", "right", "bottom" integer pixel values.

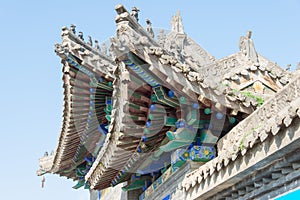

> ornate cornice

[{"left": 179, "top": 73, "right": 300, "bottom": 198}]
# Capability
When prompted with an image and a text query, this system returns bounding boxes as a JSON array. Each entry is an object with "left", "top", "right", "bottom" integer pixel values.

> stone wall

[{"left": 99, "top": 183, "right": 127, "bottom": 200}]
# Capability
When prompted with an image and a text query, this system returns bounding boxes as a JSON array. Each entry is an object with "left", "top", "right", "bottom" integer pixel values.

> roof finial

[
  {"left": 101, "top": 43, "right": 107, "bottom": 56},
  {"left": 94, "top": 40, "right": 100, "bottom": 51},
  {"left": 146, "top": 19, "right": 154, "bottom": 38},
  {"left": 87, "top": 36, "right": 93, "bottom": 46},
  {"left": 78, "top": 31, "right": 84, "bottom": 41},
  {"left": 171, "top": 10, "right": 184, "bottom": 34},
  {"left": 239, "top": 30, "right": 259, "bottom": 66},
  {"left": 131, "top": 6, "right": 140, "bottom": 22},
  {"left": 70, "top": 24, "right": 76, "bottom": 34}
]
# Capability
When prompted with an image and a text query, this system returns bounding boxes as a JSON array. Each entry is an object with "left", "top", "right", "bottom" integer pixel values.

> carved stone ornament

[
  {"left": 239, "top": 31, "right": 259, "bottom": 65},
  {"left": 171, "top": 10, "right": 184, "bottom": 34}
]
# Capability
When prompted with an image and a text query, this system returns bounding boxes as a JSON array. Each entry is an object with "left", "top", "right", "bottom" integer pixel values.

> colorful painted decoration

[
  {"left": 167, "top": 90, "right": 175, "bottom": 98},
  {"left": 153, "top": 86, "right": 179, "bottom": 107},
  {"left": 199, "top": 129, "right": 218, "bottom": 144},
  {"left": 84, "top": 182, "right": 90, "bottom": 189},
  {"left": 189, "top": 145, "right": 215, "bottom": 162},
  {"left": 164, "top": 117, "right": 177, "bottom": 126},
  {"left": 149, "top": 104, "right": 156, "bottom": 112},
  {"left": 123, "top": 59, "right": 160, "bottom": 87},
  {"left": 146, "top": 121, "right": 152, "bottom": 128},
  {"left": 162, "top": 194, "right": 171, "bottom": 200},
  {"left": 171, "top": 148, "right": 189, "bottom": 172},
  {"left": 105, "top": 96, "right": 112, "bottom": 123},
  {"left": 160, "top": 127, "right": 196, "bottom": 152},
  {"left": 179, "top": 96, "right": 186, "bottom": 104},
  {"left": 192, "top": 103, "right": 199, "bottom": 109},
  {"left": 204, "top": 107, "right": 211, "bottom": 114},
  {"left": 186, "top": 110, "right": 197, "bottom": 125},
  {"left": 98, "top": 124, "right": 108, "bottom": 135},
  {"left": 98, "top": 77, "right": 103, "bottom": 83},
  {"left": 150, "top": 94, "right": 158, "bottom": 102},
  {"left": 137, "top": 146, "right": 142, "bottom": 153},
  {"left": 72, "top": 181, "right": 85, "bottom": 189},
  {"left": 90, "top": 88, "right": 95, "bottom": 93},
  {"left": 175, "top": 120, "right": 185, "bottom": 128},
  {"left": 229, "top": 116, "right": 236, "bottom": 124},
  {"left": 216, "top": 112, "right": 224, "bottom": 120},
  {"left": 122, "top": 179, "right": 146, "bottom": 191}
]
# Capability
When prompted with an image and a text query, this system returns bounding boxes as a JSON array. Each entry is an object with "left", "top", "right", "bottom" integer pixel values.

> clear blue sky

[{"left": 0, "top": 1, "right": 299, "bottom": 199}]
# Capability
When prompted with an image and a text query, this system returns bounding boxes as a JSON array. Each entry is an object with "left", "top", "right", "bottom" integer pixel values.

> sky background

[{"left": 0, "top": 0, "right": 299, "bottom": 199}]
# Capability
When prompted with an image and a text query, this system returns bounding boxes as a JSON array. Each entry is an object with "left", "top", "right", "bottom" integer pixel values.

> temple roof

[
  {"left": 110, "top": 5, "right": 292, "bottom": 114},
  {"left": 179, "top": 72, "right": 300, "bottom": 199},
  {"left": 220, "top": 51, "right": 292, "bottom": 92},
  {"left": 37, "top": 4, "right": 299, "bottom": 194},
  {"left": 38, "top": 27, "right": 116, "bottom": 179}
]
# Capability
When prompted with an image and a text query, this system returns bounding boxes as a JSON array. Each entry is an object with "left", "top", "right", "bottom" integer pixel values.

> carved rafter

[
  {"left": 38, "top": 27, "right": 117, "bottom": 179},
  {"left": 85, "top": 65, "right": 145, "bottom": 190}
]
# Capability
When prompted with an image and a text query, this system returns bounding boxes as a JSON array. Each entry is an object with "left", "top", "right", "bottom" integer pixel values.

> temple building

[{"left": 37, "top": 4, "right": 300, "bottom": 200}]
